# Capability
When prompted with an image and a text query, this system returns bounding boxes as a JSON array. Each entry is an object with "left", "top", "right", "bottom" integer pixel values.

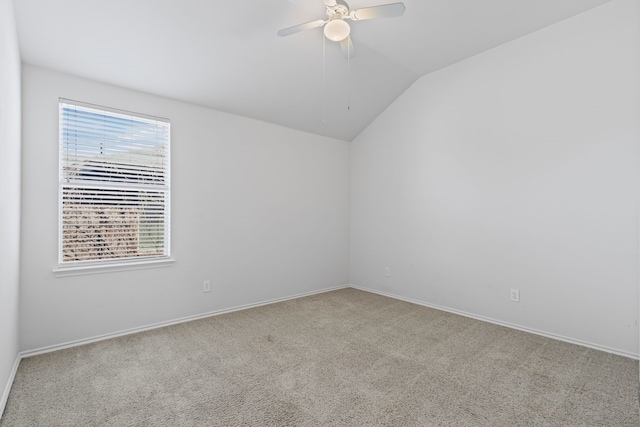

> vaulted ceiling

[{"left": 14, "top": 0, "right": 612, "bottom": 141}]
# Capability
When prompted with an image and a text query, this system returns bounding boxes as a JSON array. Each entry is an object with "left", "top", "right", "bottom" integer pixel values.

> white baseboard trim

[
  {"left": 349, "top": 284, "right": 639, "bottom": 360},
  {"left": 21, "top": 284, "right": 349, "bottom": 359},
  {"left": 1, "top": 354, "right": 21, "bottom": 419}
]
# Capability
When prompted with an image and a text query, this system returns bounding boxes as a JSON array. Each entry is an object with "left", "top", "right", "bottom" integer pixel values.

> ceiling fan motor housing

[
  {"left": 327, "top": 0, "right": 350, "bottom": 20},
  {"left": 324, "top": 0, "right": 351, "bottom": 41}
]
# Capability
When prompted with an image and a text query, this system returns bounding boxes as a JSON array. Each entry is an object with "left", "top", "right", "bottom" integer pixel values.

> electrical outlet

[
  {"left": 384, "top": 267, "right": 390, "bottom": 277},
  {"left": 510, "top": 288, "right": 520, "bottom": 302},
  {"left": 203, "top": 280, "right": 211, "bottom": 293}
]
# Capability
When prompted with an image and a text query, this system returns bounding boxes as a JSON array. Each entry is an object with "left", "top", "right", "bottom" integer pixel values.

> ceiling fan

[{"left": 278, "top": 0, "right": 406, "bottom": 58}]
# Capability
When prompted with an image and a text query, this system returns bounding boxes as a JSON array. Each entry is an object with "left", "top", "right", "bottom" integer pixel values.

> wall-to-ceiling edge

[
  {"left": 350, "top": 0, "right": 640, "bottom": 358},
  {"left": 0, "top": 0, "right": 22, "bottom": 417}
]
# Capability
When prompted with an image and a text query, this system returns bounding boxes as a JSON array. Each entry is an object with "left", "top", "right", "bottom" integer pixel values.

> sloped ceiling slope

[{"left": 14, "top": 0, "right": 612, "bottom": 141}]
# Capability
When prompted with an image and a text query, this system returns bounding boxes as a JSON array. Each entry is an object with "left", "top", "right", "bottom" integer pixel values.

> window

[{"left": 57, "top": 99, "right": 171, "bottom": 273}]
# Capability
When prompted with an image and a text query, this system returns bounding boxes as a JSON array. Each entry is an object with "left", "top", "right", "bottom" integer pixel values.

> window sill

[{"left": 53, "top": 258, "right": 176, "bottom": 277}]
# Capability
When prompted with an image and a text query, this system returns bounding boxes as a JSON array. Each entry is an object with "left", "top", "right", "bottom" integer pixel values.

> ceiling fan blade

[
  {"left": 350, "top": 2, "right": 406, "bottom": 21},
  {"left": 323, "top": 0, "right": 337, "bottom": 6},
  {"left": 340, "top": 36, "right": 356, "bottom": 58},
  {"left": 277, "top": 19, "right": 326, "bottom": 37}
]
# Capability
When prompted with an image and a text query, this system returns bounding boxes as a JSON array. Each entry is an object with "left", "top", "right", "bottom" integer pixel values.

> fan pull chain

[
  {"left": 347, "top": 38, "right": 351, "bottom": 111},
  {"left": 322, "top": 35, "right": 327, "bottom": 127}
]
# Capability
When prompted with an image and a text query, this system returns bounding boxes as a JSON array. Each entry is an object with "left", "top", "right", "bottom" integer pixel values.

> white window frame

[{"left": 54, "top": 99, "right": 174, "bottom": 276}]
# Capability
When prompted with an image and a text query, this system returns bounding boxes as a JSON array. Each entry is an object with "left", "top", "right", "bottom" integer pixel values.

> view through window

[{"left": 58, "top": 100, "right": 170, "bottom": 267}]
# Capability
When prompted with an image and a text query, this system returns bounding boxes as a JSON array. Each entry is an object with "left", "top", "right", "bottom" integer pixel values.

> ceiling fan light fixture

[{"left": 324, "top": 19, "right": 350, "bottom": 42}]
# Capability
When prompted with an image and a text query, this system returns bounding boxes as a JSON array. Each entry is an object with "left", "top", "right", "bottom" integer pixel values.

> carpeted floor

[{"left": 1, "top": 288, "right": 638, "bottom": 426}]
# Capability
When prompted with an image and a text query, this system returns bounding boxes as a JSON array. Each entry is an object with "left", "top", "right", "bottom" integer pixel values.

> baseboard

[
  {"left": 0, "top": 354, "right": 21, "bottom": 419},
  {"left": 21, "top": 284, "right": 349, "bottom": 359},
  {"left": 349, "top": 284, "right": 639, "bottom": 360}
]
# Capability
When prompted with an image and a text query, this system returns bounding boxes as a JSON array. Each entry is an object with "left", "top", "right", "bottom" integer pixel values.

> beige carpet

[{"left": 1, "top": 288, "right": 638, "bottom": 426}]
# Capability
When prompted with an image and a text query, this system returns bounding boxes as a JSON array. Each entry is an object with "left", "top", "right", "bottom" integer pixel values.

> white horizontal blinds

[{"left": 59, "top": 101, "right": 170, "bottom": 265}]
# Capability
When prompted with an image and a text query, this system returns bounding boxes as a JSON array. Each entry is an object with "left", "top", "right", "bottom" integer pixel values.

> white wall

[
  {"left": 350, "top": 0, "right": 640, "bottom": 356},
  {"left": 20, "top": 65, "right": 350, "bottom": 351},
  {"left": 0, "top": 0, "right": 21, "bottom": 413}
]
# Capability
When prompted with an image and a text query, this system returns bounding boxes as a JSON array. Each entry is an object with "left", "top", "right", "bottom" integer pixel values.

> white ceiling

[{"left": 14, "top": 0, "right": 612, "bottom": 141}]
